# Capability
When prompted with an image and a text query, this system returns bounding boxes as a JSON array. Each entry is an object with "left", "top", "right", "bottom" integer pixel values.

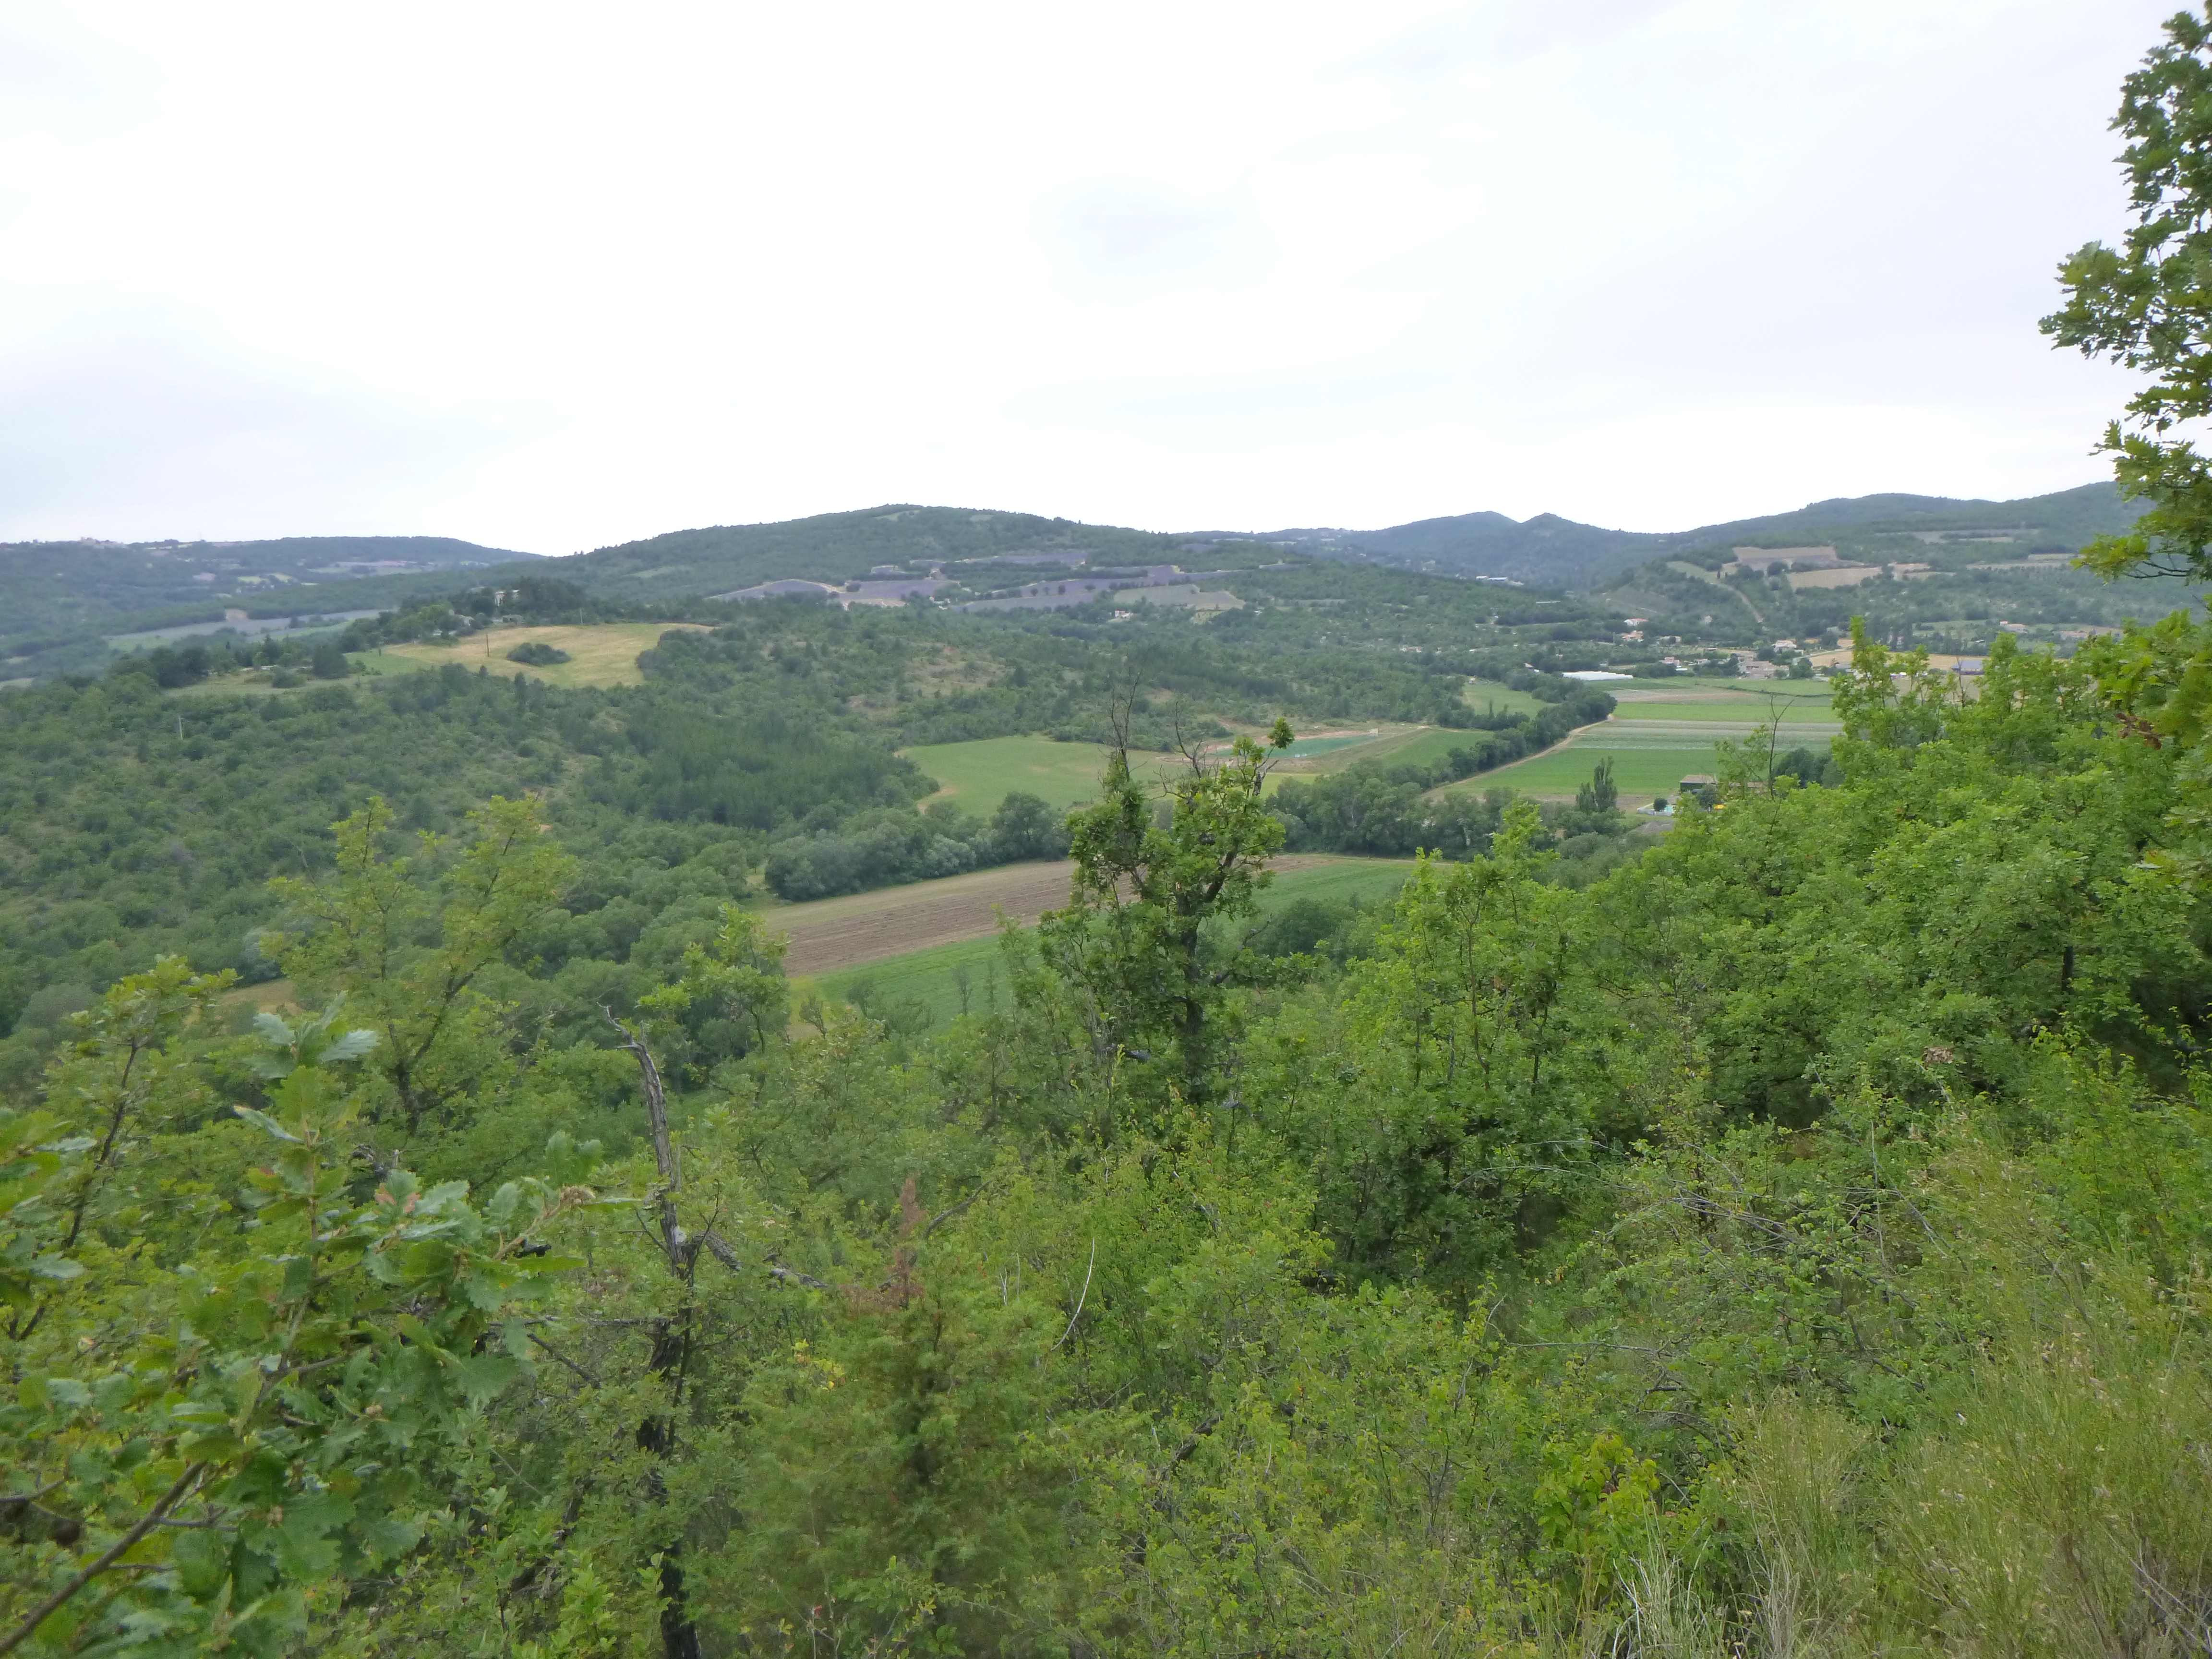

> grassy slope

[
  {"left": 1459, "top": 678, "right": 1546, "bottom": 717},
  {"left": 808, "top": 857, "right": 1419, "bottom": 1026},
  {"left": 352, "top": 624, "right": 710, "bottom": 689},
  {"left": 904, "top": 736, "right": 1183, "bottom": 814}
]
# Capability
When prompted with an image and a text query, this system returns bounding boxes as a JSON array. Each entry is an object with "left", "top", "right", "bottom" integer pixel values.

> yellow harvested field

[
  {"left": 763, "top": 854, "right": 1353, "bottom": 977},
  {"left": 361, "top": 623, "right": 710, "bottom": 688}
]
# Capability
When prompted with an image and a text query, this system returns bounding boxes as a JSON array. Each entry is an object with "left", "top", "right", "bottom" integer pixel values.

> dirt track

[{"left": 769, "top": 856, "right": 1345, "bottom": 977}]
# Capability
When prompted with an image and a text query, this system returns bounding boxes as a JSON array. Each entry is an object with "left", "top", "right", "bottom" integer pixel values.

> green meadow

[
  {"left": 904, "top": 735, "right": 1184, "bottom": 814},
  {"left": 1460, "top": 677, "right": 1546, "bottom": 717}
]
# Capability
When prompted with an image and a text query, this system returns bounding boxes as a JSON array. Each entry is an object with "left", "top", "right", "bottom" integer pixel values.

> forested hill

[
  {"left": 545, "top": 504, "right": 1189, "bottom": 601},
  {"left": 1, "top": 535, "right": 530, "bottom": 681},
  {"left": 1253, "top": 480, "right": 2143, "bottom": 586},
  {"left": 534, "top": 485, "right": 2146, "bottom": 599},
  {"left": 4, "top": 490, "right": 2146, "bottom": 685}
]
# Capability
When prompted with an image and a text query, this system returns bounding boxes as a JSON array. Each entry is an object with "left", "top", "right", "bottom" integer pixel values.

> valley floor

[{"left": 762, "top": 853, "right": 1372, "bottom": 977}]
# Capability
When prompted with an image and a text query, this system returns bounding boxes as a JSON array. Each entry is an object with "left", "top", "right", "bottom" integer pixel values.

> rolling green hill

[
  {"left": 550, "top": 504, "right": 1188, "bottom": 602},
  {"left": 0, "top": 535, "right": 529, "bottom": 681},
  {"left": 0, "top": 485, "right": 2160, "bottom": 688}
]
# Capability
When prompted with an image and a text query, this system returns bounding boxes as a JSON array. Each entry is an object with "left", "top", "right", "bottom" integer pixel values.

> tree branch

[
  {"left": 1050, "top": 1237, "right": 1097, "bottom": 1353},
  {"left": 0, "top": 1463, "right": 204, "bottom": 1657}
]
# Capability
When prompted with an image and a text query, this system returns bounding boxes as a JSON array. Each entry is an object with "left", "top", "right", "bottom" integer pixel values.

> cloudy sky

[{"left": 0, "top": 0, "right": 2176, "bottom": 553}]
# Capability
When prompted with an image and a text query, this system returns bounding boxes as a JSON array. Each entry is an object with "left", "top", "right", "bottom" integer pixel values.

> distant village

[{"left": 711, "top": 553, "right": 1280, "bottom": 619}]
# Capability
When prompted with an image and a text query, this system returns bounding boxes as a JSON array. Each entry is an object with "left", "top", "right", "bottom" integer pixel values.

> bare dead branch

[{"left": 1050, "top": 1237, "right": 1098, "bottom": 1354}]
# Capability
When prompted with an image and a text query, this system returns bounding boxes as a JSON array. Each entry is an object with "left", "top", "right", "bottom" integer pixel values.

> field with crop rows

[{"left": 799, "top": 856, "right": 1419, "bottom": 1027}]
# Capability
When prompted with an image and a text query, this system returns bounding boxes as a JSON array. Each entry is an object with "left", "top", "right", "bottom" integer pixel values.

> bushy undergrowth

[{"left": 9, "top": 622, "right": 2212, "bottom": 1656}]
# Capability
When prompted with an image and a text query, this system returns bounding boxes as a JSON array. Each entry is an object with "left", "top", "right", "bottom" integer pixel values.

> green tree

[
  {"left": 1575, "top": 756, "right": 1617, "bottom": 814},
  {"left": 0, "top": 967, "right": 582, "bottom": 1655},
  {"left": 1255, "top": 805, "right": 1623, "bottom": 1289},
  {"left": 634, "top": 904, "right": 790, "bottom": 1086},
  {"left": 1039, "top": 718, "right": 1293, "bottom": 1102},
  {"left": 270, "top": 796, "right": 573, "bottom": 1135},
  {"left": 709, "top": 1216, "right": 1112, "bottom": 1654},
  {"left": 2043, "top": 7, "right": 2212, "bottom": 578},
  {"left": 984, "top": 790, "right": 1062, "bottom": 863}
]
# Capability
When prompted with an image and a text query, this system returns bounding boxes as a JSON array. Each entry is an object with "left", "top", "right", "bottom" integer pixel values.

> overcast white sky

[{"left": 0, "top": 0, "right": 2177, "bottom": 553}]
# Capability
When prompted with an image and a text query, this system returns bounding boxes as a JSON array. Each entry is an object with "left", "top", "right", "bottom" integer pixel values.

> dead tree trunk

[{"left": 609, "top": 1013, "right": 705, "bottom": 1659}]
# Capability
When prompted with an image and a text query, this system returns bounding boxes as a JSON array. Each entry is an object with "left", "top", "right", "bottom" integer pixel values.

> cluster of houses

[{"left": 710, "top": 560, "right": 1248, "bottom": 616}]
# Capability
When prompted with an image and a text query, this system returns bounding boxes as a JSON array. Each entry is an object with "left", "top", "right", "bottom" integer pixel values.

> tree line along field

[
  {"left": 805, "top": 854, "right": 1422, "bottom": 1028},
  {"left": 902, "top": 679, "right": 1544, "bottom": 817}
]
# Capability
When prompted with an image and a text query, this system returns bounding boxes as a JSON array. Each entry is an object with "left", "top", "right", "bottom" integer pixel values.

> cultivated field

[
  {"left": 1454, "top": 714, "right": 1837, "bottom": 804},
  {"left": 904, "top": 684, "right": 1550, "bottom": 814},
  {"left": 806, "top": 856, "right": 1420, "bottom": 1026},
  {"left": 352, "top": 623, "right": 710, "bottom": 689},
  {"left": 1787, "top": 566, "right": 1880, "bottom": 589},
  {"left": 1348, "top": 725, "right": 1507, "bottom": 772},
  {"left": 904, "top": 736, "right": 1184, "bottom": 814},
  {"left": 1461, "top": 741, "right": 1727, "bottom": 803},
  {"left": 219, "top": 976, "right": 298, "bottom": 1011},
  {"left": 1611, "top": 685, "right": 1837, "bottom": 724},
  {"left": 767, "top": 854, "right": 1385, "bottom": 978},
  {"left": 767, "top": 860, "right": 1079, "bottom": 976},
  {"left": 1250, "top": 724, "right": 1510, "bottom": 794}
]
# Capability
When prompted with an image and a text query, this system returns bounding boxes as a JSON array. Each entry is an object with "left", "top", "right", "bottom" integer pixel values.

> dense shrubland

[{"left": 8, "top": 613, "right": 2212, "bottom": 1655}]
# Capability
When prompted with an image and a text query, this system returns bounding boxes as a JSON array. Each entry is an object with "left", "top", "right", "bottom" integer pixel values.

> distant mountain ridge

[
  {"left": 1247, "top": 481, "right": 2142, "bottom": 587},
  {"left": 523, "top": 487, "right": 2142, "bottom": 601}
]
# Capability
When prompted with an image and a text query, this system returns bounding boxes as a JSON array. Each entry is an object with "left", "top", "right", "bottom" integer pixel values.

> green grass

[
  {"left": 1461, "top": 678, "right": 1545, "bottom": 717},
  {"left": 360, "top": 624, "right": 710, "bottom": 689},
  {"left": 903, "top": 736, "right": 1181, "bottom": 815},
  {"left": 1463, "top": 742, "right": 1727, "bottom": 802},
  {"left": 348, "top": 651, "right": 427, "bottom": 678},
  {"left": 1451, "top": 727, "right": 1834, "bottom": 803},
  {"left": 1278, "top": 734, "right": 1377, "bottom": 759},
  {"left": 1260, "top": 859, "right": 1421, "bottom": 910},
  {"left": 1611, "top": 697, "right": 1839, "bottom": 724},
  {"left": 1348, "top": 726, "right": 1500, "bottom": 772},
  {"left": 811, "top": 934, "right": 1015, "bottom": 1028},
  {"left": 809, "top": 857, "right": 1419, "bottom": 1028},
  {"left": 169, "top": 673, "right": 304, "bottom": 698}
]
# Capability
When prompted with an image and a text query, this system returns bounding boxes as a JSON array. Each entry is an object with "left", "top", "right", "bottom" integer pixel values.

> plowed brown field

[{"left": 769, "top": 855, "right": 1346, "bottom": 976}]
